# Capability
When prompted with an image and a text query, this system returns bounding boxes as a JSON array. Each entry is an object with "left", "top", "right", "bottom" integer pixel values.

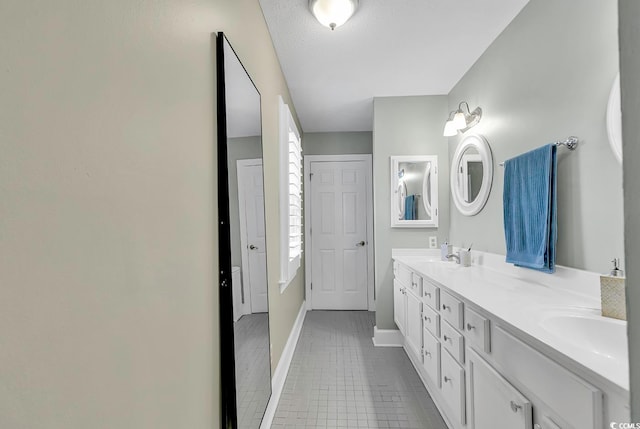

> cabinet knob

[
  {"left": 424, "top": 350, "right": 431, "bottom": 358},
  {"left": 466, "top": 323, "right": 475, "bottom": 331},
  {"left": 443, "top": 376, "right": 451, "bottom": 383},
  {"left": 510, "top": 401, "right": 522, "bottom": 413},
  {"left": 425, "top": 292, "right": 431, "bottom": 297},
  {"left": 424, "top": 316, "right": 431, "bottom": 322},
  {"left": 443, "top": 335, "right": 450, "bottom": 342},
  {"left": 442, "top": 304, "right": 449, "bottom": 311}
]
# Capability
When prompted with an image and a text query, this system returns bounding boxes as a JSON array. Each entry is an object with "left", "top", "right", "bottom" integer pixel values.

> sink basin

[{"left": 539, "top": 307, "right": 628, "bottom": 365}]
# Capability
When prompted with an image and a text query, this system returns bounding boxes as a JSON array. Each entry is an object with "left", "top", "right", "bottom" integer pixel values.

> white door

[
  {"left": 468, "top": 348, "right": 533, "bottom": 429},
  {"left": 238, "top": 160, "right": 268, "bottom": 313},
  {"left": 406, "top": 291, "right": 423, "bottom": 359},
  {"left": 393, "top": 281, "right": 406, "bottom": 336},
  {"left": 310, "top": 160, "right": 369, "bottom": 310}
]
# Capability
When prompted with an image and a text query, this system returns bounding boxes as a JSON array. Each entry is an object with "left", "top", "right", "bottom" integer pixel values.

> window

[{"left": 279, "top": 97, "right": 303, "bottom": 291}]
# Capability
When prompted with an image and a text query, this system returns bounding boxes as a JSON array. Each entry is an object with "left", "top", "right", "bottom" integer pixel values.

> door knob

[
  {"left": 356, "top": 240, "right": 366, "bottom": 247},
  {"left": 249, "top": 244, "right": 258, "bottom": 250}
]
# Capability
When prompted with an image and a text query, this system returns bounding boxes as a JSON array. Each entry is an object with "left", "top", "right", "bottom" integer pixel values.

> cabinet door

[
  {"left": 468, "top": 348, "right": 533, "bottom": 429},
  {"left": 405, "top": 290, "right": 423, "bottom": 360},
  {"left": 393, "top": 280, "right": 406, "bottom": 336}
]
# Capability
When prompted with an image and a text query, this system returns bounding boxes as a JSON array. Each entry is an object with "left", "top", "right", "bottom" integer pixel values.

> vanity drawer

[
  {"left": 409, "top": 272, "right": 423, "bottom": 297},
  {"left": 441, "top": 349, "right": 466, "bottom": 425},
  {"left": 396, "top": 262, "right": 413, "bottom": 287},
  {"left": 422, "top": 279, "right": 440, "bottom": 311},
  {"left": 422, "top": 304, "right": 440, "bottom": 337},
  {"left": 492, "top": 326, "right": 602, "bottom": 429},
  {"left": 441, "top": 320, "right": 464, "bottom": 364},
  {"left": 422, "top": 328, "right": 441, "bottom": 388},
  {"left": 441, "top": 291, "right": 464, "bottom": 330},
  {"left": 464, "top": 306, "right": 491, "bottom": 353}
]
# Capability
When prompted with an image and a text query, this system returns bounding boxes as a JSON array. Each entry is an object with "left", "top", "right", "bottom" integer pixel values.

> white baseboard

[
  {"left": 260, "top": 300, "right": 307, "bottom": 429},
  {"left": 372, "top": 325, "right": 403, "bottom": 347}
]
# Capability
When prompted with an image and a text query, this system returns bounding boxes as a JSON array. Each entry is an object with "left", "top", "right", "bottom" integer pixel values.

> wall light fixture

[{"left": 443, "top": 101, "right": 482, "bottom": 136}]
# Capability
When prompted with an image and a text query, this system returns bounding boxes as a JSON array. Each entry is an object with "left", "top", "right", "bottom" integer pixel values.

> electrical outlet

[{"left": 429, "top": 236, "right": 438, "bottom": 249}]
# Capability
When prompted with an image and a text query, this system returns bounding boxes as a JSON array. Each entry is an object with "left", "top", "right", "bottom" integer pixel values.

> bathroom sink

[{"left": 539, "top": 307, "right": 628, "bottom": 365}]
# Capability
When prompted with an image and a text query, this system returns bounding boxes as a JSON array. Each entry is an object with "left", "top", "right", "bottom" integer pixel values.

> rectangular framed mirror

[
  {"left": 390, "top": 155, "right": 439, "bottom": 228},
  {"left": 216, "top": 33, "right": 271, "bottom": 429}
]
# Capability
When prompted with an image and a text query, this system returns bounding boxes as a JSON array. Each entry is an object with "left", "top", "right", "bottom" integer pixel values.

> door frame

[
  {"left": 303, "top": 154, "right": 375, "bottom": 311},
  {"left": 237, "top": 158, "right": 263, "bottom": 316}
]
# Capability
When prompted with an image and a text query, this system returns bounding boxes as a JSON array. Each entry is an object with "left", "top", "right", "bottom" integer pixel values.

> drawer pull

[
  {"left": 510, "top": 401, "right": 523, "bottom": 413},
  {"left": 443, "top": 376, "right": 451, "bottom": 383},
  {"left": 466, "top": 323, "right": 475, "bottom": 331},
  {"left": 442, "top": 304, "right": 449, "bottom": 311}
]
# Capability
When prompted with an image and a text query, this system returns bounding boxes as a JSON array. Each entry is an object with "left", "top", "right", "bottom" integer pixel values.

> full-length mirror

[
  {"left": 390, "top": 155, "right": 439, "bottom": 227},
  {"left": 217, "top": 33, "right": 271, "bottom": 429}
]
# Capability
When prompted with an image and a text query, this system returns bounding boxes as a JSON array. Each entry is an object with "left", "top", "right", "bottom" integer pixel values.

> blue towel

[
  {"left": 404, "top": 195, "right": 415, "bottom": 220},
  {"left": 503, "top": 144, "right": 557, "bottom": 273}
]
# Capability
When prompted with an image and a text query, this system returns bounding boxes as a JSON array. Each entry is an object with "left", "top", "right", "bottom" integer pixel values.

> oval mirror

[
  {"left": 451, "top": 134, "right": 493, "bottom": 216},
  {"left": 606, "top": 73, "right": 622, "bottom": 164}
]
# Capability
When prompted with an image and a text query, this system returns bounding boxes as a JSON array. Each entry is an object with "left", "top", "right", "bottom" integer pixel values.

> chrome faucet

[{"left": 446, "top": 252, "right": 460, "bottom": 264}]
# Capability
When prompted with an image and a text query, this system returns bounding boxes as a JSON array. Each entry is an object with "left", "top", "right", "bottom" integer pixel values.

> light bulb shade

[
  {"left": 443, "top": 120, "right": 458, "bottom": 137},
  {"left": 309, "top": 0, "right": 358, "bottom": 30},
  {"left": 452, "top": 111, "right": 467, "bottom": 130}
]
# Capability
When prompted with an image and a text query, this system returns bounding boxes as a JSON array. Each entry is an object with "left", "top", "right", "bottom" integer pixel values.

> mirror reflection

[
  {"left": 457, "top": 146, "right": 483, "bottom": 203},
  {"left": 390, "top": 156, "right": 439, "bottom": 228},
  {"left": 223, "top": 36, "right": 271, "bottom": 429}
]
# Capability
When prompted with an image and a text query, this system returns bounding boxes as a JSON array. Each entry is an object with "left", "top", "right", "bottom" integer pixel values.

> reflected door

[
  {"left": 238, "top": 160, "right": 268, "bottom": 313},
  {"left": 310, "top": 160, "right": 368, "bottom": 310}
]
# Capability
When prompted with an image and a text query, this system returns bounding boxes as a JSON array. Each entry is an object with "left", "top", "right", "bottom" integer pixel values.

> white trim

[
  {"left": 260, "top": 301, "right": 307, "bottom": 429},
  {"left": 237, "top": 158, "right": 263, "bottom": 317},
  {"left": 303, "top": 154, "right": 375, "bottom": 312},
  {"left": 372, "top": 326, "right": 404, "bottom": 347}
]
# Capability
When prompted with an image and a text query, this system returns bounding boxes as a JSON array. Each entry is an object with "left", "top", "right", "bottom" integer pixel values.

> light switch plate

[{"left": 429, "top": 236, "right": 438, "bottom": 249}]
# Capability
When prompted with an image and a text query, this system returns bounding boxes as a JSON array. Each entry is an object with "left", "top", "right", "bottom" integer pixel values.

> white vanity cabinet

[
  {"left": 393, "top": 280, "right": 406, "bottom": 336},
  {"left": 391, "top": 258, "right": 615, "bottom": 429},
  {"left": 468, "top": 348, "right": 533, "bottom": 429},
  {"left": 405, "top": 289, "right": 423, "bottom": 360}
]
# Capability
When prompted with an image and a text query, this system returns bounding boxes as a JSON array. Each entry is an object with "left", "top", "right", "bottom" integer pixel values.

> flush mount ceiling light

[
  {"left": 309, "top": 0, "right": 359, "bottom": 31},
  {"left": 443, "top": 101, "right": 482, "bottom": 136}
]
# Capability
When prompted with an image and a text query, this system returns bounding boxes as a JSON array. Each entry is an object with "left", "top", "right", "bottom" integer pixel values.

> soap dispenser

[{"left": 600, "top": 258, "right": 626, "bottom": 320}]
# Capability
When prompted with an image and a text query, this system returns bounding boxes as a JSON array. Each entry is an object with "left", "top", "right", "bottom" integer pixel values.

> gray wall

[
  {"left": 0, "top": 0, "right": 301, "bottom": 427},
  {"left": 228, "top": 137, "right": 263, "bottom": 268},
  {"left": 619, "top": 0, "right": 640, "bottom": 418},
  {"left": 373, "top": 96, "right": 450, "bottom": 329},
  {"left": 447, "top": 0, "right": 622, "bottom": 273},
  {"left": 303, "top": 131, "right": 373, "bottom": 155}
]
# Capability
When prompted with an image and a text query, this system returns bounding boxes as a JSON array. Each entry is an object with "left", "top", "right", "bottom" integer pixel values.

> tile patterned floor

[
  {"left": 234, "top": 313, "right": 271, "bottom": 429},
  {"left": 271, "top": 311, "right": 447, "bottom": 429}
]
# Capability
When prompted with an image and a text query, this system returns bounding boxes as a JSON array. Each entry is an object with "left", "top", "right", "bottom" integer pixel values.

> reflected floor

[
  {"left": 234, "top": 313, "right": 271, "bottom": 429},
  {"left": 272, "top": 311, "right": 447, "bottom": 429}
]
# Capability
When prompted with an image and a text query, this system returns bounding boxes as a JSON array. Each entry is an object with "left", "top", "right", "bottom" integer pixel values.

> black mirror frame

[{"left": 216, "top": 32, "right": 237, "bottom": 429}]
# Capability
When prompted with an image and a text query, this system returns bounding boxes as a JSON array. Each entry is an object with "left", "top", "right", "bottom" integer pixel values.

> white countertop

[{"left": 392, "top": 248, "right": 629, "bottom": 393}]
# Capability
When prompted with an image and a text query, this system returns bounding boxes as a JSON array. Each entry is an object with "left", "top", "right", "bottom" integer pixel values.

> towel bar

[{"left": 499, "top": 136, "right": 578, "bottom": 166}]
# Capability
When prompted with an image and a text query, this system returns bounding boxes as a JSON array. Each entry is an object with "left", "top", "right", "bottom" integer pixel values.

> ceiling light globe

[{"left": 309, "top": 0, "right": 358, "bottom": 30}]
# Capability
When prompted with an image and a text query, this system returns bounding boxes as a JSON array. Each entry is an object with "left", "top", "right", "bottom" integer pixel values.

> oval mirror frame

[
  {"left": 606, "top": 73, "right": 623, "bottom": 164},
  {"left": 450, "top": 134, "right": 493, "bottom": 216}
]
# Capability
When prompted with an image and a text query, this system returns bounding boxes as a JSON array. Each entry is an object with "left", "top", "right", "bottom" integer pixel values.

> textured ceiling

[{"left": 260, "top": 0, "right": 529, "bottom": 132}]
